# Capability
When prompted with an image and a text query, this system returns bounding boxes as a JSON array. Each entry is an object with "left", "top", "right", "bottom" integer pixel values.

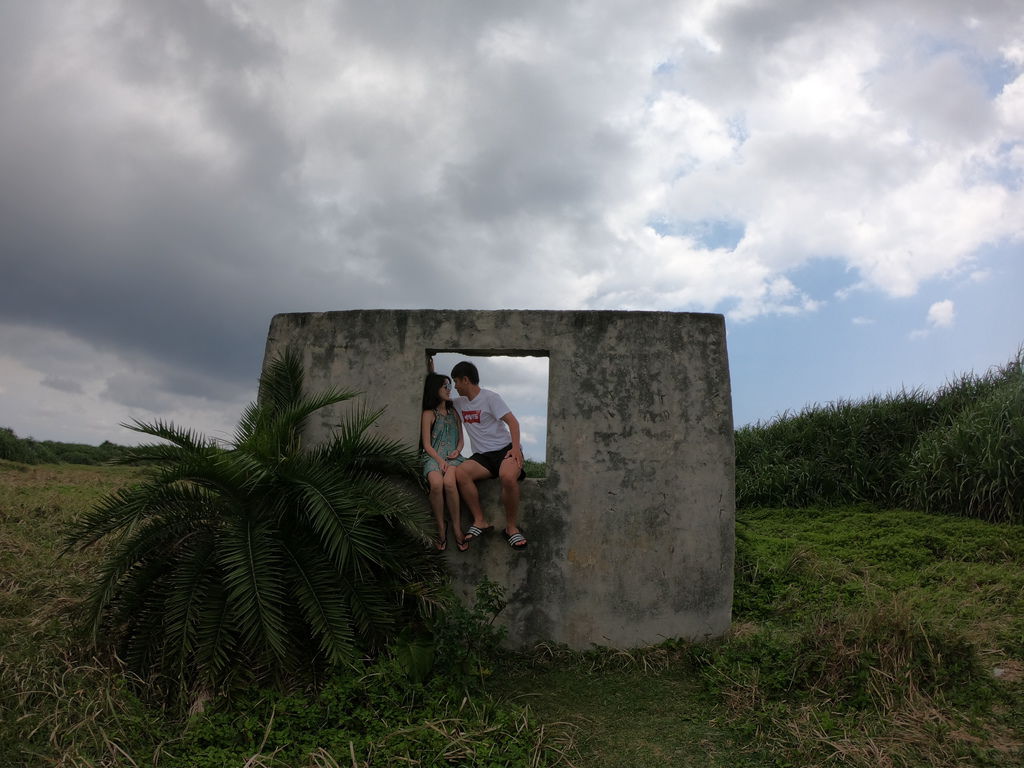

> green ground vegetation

[
  {"left": 491, "top": 504, "right": 1024, "bottom": 767},
  {"left": 3, "top": 461, "right": 1021, "bottom": 766},
  {"left": 523, "top": 459, "right": 546, "bottom": 478},
  {"left": 0, "top": 461, "right": 574, "bottom": 767}
]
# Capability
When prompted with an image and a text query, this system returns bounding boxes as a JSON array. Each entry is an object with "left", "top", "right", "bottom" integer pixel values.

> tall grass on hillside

[
  {"left": 736, "top": 391, "right": 933, "bottom": 508},
  {"left": 905, "top": 358, "right": 1024, "bottom": 523},
  {"left": 736, "top": 347, "right": 1024, "bottom": 522}
]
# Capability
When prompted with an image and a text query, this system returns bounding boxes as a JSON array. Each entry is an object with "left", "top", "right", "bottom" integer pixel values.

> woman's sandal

[{"left": 455, "top": 537, "right": 470, "bottom": 552}]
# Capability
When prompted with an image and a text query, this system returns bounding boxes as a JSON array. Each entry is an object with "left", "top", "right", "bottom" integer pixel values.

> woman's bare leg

[
  {"left": 443, "top": 469, "right": 466, "bottom": 549},
  {"left": 427, "top": 471, "right": 446, "bottom": 549}
]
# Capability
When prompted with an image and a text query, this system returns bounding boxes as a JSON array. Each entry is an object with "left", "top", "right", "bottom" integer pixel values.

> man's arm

[{"left": 501, "top": 412, "right": 524, "bottom": 467}]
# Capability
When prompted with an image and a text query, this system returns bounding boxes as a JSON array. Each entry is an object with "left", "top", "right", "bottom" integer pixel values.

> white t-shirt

[{"left": 453, "top": 388, "right": 512, "bottom": 453}]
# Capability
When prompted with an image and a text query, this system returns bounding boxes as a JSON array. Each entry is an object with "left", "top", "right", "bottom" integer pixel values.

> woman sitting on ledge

[{"left": 420, "top": 373, "right": 468, "bottom": 552}]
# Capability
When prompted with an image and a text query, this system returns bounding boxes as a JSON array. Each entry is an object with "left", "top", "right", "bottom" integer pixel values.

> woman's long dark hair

[{"left": 422, "top": 373, "right": 452, "bottom": 412}]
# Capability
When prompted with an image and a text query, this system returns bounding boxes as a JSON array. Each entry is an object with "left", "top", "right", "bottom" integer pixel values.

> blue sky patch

[
  {"left": 648, "top": 217, "right": 746, "bottom": 250},
  {"left": 785, "top": 257, "right": 857, "bottom": 302}
]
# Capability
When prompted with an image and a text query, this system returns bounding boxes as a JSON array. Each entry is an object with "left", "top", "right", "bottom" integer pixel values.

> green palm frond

[
  {"left": 82, "top": 510, "right": 213, "bottom": 641},
  {"left": 218, "top": 515, "right": 289, "bottom": 663},
  {"left": 66, "top": 481, "right": 224, "bottom": 552},
  {"left": 193, "top": 584, "right": 240, "bottom": 689},
  {"left": 322, "top": 405, "right": 419, "bottom": 473},
  {"left": 162, "top": 537, "right": 220, "bottom": 681},
  {"left": 117, "top": 562, "right": 173, "bottom": 676},
  {"left": 120, "top": 418, "right": 219, "bottom": 451},
  {"left": 63, "top": 485, "right": 156, "bottom": 551},
  {"left": 331, "top": 402, "right": 388, "bottom": 443},
  {"left": 256, "top": 350, "right": 306, "bottom": 412},
  {"left": 345, "top": 577, "right": 397, "bottom": 646},
  {"left": 279, "top": 533, "right": 356, "bottom": 666}
]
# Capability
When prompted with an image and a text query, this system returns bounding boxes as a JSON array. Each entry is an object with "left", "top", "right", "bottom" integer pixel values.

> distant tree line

[{"left": 0, "top": 427, "right": 132, "bottom": 465}]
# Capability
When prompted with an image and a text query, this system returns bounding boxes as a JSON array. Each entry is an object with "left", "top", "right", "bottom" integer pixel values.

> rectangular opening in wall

[{"left": 428, "top": 351, "right": 548, "bottom": 477}]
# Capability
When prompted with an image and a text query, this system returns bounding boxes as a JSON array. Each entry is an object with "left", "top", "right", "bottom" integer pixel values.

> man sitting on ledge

[{"left": 450, "top": 361, "right": 528, "bottom": 550}]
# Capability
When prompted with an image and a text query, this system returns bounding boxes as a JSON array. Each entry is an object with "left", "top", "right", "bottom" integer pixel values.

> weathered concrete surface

[{"left": 263, "top": 310, "right": 734, "bottom": 648}]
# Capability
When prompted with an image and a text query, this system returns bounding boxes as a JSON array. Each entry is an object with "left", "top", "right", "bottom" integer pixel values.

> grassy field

[
  {"left": 2, "top": 461, "right": 1022, "bottom": 766},
  {"left": 488, "top": 505, "right": 1024, "bottom": 767}
]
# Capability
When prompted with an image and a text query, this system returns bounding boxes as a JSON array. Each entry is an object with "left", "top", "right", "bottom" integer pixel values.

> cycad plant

[{"left": 65, "top": 351, "right": 443, "bottom": 702}]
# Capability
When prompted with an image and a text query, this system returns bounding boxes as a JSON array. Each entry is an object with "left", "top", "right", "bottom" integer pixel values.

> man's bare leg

[
  {"left": 456, "top": 460, "right": 492, "bottom": 533},
  {"left": 498, "top": 457, "right": 521, "bottom": 533},
  {"left": 497, "top": 457, "right": 527, "bottom": 548}
]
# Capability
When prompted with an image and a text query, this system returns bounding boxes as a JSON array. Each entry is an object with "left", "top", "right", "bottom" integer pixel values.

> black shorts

[{"left": 467, "top": 444, "right": 526, "bottom": 481}]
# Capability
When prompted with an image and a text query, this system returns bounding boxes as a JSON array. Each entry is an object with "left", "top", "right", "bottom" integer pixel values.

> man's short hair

[{"left": 451, "top": 361, "right": 480, "bottom": 385}]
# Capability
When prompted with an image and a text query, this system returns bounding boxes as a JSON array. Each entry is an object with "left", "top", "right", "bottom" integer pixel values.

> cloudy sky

[{"left": 1, "top": 0, "right": 1022, "bottom": 459}]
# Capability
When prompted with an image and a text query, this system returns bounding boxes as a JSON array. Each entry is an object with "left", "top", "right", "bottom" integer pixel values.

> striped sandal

[
  {"left": 503, "top": 530, "right": 528, "bottom": 550},
  {"left": 464, "top": 524, "right": 493, "bottom": 542}
]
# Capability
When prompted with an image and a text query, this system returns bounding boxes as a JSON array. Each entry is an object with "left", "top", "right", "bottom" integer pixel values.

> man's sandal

[
  {"left": 464, "top": 524, "right": 493, "bottom": 542},
  {"left": 503, "top": 530, "right": 528, "bottom": 550},
  {"left": 455, "top": 537, "right": 470, "bottom": 552}
]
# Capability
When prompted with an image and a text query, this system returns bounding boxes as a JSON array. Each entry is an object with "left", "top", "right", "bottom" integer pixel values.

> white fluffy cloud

[
  {"left": 927, "top": 299, "right": 956, "bottom": 329},
  {"left": 910, "top": 299, "right": 956, "bottom": 340}
]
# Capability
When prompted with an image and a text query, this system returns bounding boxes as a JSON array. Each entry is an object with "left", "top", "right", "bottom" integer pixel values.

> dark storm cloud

[
  {"left": 0, "top": 1, "right": 338, "bottom": 396},
  {"left": 0, "top": 124, "right": 297, "bottom": 389},
  {"left": 100, "top": 359, "right": 251, "bottom": 410},
  {"left": 41, "top": 376, "right": 84, "bottom": 394},
  {"left": 107, "top": 0, "right": 279, "bottom": 83},
  {"left": 101, "top": 371, "right": 173, "bottom": 411}
]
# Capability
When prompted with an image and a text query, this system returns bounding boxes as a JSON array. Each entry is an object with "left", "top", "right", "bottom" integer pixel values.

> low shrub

[
  {"left": 427, "top": 578, "right": 509, "bottom": 683},
  {"left": 0, "top": 649, "right": 164, "bottom": 766},
  {"left": 1, "top": 642, "right": 577, "bottom": 767},
  {"left": 714, "top": 504, "right": 1024, "bottom": 766},
  {"left": 735, "top": 392, "right": 934, "bottom": 509}
]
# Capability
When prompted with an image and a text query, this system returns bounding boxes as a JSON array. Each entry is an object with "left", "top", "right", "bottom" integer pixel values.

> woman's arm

[{"left": 450, "top": 409, "right": 465, "bottom": 459}]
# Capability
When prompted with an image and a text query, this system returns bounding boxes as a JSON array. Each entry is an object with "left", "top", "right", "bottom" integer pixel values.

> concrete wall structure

[{"left": 263, "top": 310, "right": 735, "bottom": 648}]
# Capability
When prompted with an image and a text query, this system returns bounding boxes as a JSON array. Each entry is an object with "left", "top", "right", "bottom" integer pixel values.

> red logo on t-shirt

[{"left": 463, "top": 410, "right": 481, "bottom": 423}]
